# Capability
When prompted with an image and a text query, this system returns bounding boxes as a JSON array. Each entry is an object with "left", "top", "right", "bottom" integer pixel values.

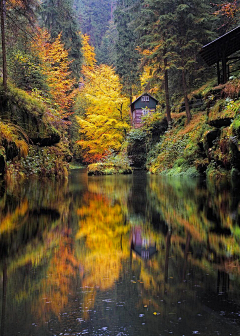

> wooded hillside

[{"left": 0, "top": 0, "right": 240, "bottom": 179}]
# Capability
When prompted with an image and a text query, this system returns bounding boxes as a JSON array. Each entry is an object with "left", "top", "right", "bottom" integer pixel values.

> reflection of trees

[
  {"left": 148, "top": 177, "right": 240, "bottom": 274},
  {"left": 76, "top": 192, "right": 130, "bottom": 319},
  {"left": 0, "top": 177, "right": 75, "bottom": 332},
  {"left": 34, "top": 229, "right": 79, "bottom": 321}
]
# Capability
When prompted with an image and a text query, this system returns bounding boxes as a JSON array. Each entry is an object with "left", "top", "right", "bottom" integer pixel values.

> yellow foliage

[
  {"left": 0, "top": 120, "right": 29, "bottom": 157},
  {"left": 81, "top": 34, "right": 97, "bottom": 69},
  {"left": 76, "top": 64, "right": 130, "bottom": 162},
  {"left": 76, "top": 192, "right": 130, "bottom": 319},
  {"left": 32, "top": 28, "right": 76, "bottom": 119}
]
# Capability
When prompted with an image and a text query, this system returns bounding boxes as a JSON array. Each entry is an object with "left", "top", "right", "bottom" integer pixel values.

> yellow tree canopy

[{"left": 77, "top": 63, "right": 130, "bottom": 163}]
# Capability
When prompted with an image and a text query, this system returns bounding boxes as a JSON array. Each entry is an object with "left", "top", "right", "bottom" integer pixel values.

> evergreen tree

[
  {"left": 114, "top": 0, "right": 141, "bottom": 103},
  {"left": 97, "top": 19, "right": 118, "bottom": 66},
  {"left": 74, "top": 0, "right": 113, "bottom": 60},
  {"left": 135, "top": 0, "right": 216, "bottom": 123},
  {"left": 40, "top": 0, "right": 82, "bottom": 80}
]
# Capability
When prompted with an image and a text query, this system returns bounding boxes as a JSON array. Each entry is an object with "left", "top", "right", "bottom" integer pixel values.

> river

[{"left": 0, "top": 169, "right": 240, "bottom": 336}]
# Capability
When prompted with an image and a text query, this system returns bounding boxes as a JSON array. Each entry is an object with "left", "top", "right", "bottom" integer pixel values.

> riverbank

[
  {"left": 139, "top": 80, "right": 240, "bottom": 180},
  {"left": 0, "top": 84, "right": 71, "bottom": 179}
]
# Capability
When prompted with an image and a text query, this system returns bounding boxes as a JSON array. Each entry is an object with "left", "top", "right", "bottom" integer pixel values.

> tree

[
  {"left": 114, "top": 0, "right": 141, "bottom": 103},
  {"left": 32, "top": 28, "right": 76, "bottom": 120},
  {"left": 40, "top": 0, "right": 82, "bottom": 80},
  {"left": 135, "top": 0, "right": 215, "bottom": 123},
  {"left": 74, "top": 0, "right": 113, "bottom": 60},
  {"left": 77, "top": 64, "right": 130, "bottom": 163},
  {"left": 134, "top": 0, "right": 175, "bottom": 124},
  {"left": 0, "top": 0, "right": 37, "bottom": 90}
]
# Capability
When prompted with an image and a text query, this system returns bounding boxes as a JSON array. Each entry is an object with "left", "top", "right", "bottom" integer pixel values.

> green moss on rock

[{"left": 0, "top": 84, "right": 60, "bottom": 146}]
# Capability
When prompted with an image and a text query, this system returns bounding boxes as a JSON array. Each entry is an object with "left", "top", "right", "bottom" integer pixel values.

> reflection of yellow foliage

[
  {"left": 0, "top": 199, "right": 28, "bottom": 235},
  {"left": 76, "top": 193, "right": 130, "bottom": 319}
]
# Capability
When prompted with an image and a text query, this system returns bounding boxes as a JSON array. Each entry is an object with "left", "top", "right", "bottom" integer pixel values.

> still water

[{"left": 1, "top": 169, "right": 240, "bottom": 336}]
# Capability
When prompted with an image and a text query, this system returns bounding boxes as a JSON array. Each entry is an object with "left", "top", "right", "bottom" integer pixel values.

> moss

[
  {"left": 208, "top": 99, "right": 236, "bottom": 127},
  {"left": 88, "top": 151, "right": 132, "bottom": 176},
  {"left": 0, "top": 83, "right": 60, "bottom": 144},
  {"left": 88, "top": 162, "right": 132, "bottom": 175}
]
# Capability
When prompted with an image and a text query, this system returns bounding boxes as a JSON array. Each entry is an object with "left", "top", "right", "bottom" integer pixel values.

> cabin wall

[{"left": 132, "top": 108, "right": 155, "bottom": 128}]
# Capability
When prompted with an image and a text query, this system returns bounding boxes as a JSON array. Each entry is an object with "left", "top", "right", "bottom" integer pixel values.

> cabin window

[{"left": 141, "top": 96, "right": 149, "bottom": 102}]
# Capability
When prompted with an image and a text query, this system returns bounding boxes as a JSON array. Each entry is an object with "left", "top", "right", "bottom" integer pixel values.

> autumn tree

[
  {"left": 75, "top": 35, "right": 130, "bottom": 163},
  {"left": 76, "top": 64, "right": 130, "bottom": 163},
  {"left": 32, "top": 28, "right": 76, "bottom": 120}
]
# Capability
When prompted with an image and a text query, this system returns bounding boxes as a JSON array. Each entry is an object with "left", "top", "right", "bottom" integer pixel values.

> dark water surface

[{"left": 1, "top": 169, "right": 240, "bottom": 336}]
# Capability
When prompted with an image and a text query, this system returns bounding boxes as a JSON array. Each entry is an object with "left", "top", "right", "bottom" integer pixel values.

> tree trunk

[
  {"left": 164, "top": 57, "right": 171, "bottom": 125},
  {"left": 182, "top": 68, "right": 191, "bottom": 123},
  {"left": 0, "top": 0, "right": 7, "bottom": 90}
]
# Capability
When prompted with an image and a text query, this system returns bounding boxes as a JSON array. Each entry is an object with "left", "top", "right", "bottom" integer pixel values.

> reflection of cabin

[
  {"left": 199, "top": 26, "right": 240, "bottom": 84},
  {"left": 130, "top": 93, "right": 158, "bottom": 128},
  {"left": 131, "top": 227, "right": 157, "bottom": 260}
]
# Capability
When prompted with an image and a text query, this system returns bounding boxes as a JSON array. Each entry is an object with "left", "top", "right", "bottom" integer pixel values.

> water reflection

[{"left": 0, "top": 171, "right": 240, "bottom": 335}]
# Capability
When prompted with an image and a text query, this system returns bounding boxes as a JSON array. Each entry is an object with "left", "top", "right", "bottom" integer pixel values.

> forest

[{"left": 0, "top": 0, "right": 240, "bottom": 179}]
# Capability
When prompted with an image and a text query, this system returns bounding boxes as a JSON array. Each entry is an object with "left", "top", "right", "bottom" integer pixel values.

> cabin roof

[
  {"left": 199, "top": 26, "right": 240, "bottom": 66},
  {"left": 130, "top": 93, "right": 159, "bottom": 107}
]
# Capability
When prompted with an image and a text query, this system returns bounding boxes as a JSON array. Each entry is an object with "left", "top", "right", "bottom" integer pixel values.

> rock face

[
  {"left": 0, "top": 86, "right": 60, "bottom": 148},
  {"left": 209, "top": 118, "right": 232, "bottom": 128},
  {"left": 204, "top": 129, "right": 221, "bottom": 149}
]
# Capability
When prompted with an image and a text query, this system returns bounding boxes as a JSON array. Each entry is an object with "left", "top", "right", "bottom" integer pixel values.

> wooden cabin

[
  {"left": 130, "top": 93, "right": 158, "bottom": 128},
  {"left": 199, "top": 26, "right": 240, "bottom": 84}
]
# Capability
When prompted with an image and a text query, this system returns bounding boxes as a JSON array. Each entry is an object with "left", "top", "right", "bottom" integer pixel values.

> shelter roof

[
  {"left": 199, "top": 26, "right": 240, "bottom": 66},
  {"left": 130, "top": 93, "right": 159, "bottom": 107}
]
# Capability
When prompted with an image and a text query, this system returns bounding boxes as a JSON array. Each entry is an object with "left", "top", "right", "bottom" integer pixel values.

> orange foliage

[
  {"left": 35, "top": 230, "right": 79, "bottom": 321},
  {"left": 32, "top": 28, "right": 76, "bottom": 119},
  {"left": 214, "top": 0, "right": 239, "bottom": 18}
]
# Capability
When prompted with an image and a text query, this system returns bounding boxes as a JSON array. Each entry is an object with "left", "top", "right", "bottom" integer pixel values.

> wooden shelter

[
  {"left": 199, "top": 26, "right": 240, "bottom": 84},
  {"left": 130, "top": 93, "right": 158, "bottom": 128}
]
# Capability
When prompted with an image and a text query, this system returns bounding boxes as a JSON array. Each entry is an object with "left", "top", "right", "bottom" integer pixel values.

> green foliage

[
  {"left": 9, "top": 50, "right": 48, "bottom": 92},
  {"left": 40, "top": 0, "right": 82, "bottom": 79},
  {"left": 88, "top": 151, "right": 132, "bottom": 175},
  {"left": 114, "top": 0, "right": 141, "bottom": 97},
  {"left": 8, "top": 145, "right": 69, "bottom": 179},
  {"left": 74, "top": 0, "right": 112, "bottom": 61}
]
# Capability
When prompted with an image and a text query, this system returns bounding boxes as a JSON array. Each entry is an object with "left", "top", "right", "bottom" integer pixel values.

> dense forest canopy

[{"left": 0, "top": 0, "right": 240, "bottom": 178}]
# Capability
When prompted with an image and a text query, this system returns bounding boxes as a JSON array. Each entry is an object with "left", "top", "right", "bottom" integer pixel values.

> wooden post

[
  {"left": 222, "top": 54, "right": 227, "bottom": 83},
  {"left": 217, "top": 60, "right": 221, "bottom": 85}
]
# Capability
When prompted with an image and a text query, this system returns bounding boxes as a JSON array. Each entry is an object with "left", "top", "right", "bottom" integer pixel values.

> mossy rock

[
  {"left": 0, "top": 85, "right": 60, "bottom": 146},
  {"left": 203, "top": 129, "right": 221, "bottom": 149},
  {"left": 231, "top": 115, "right": 240, "bottom": 139},
  {"left": 208, "top": 99, "right": 234, "bottom": 128},
  {"left": 88, "top": 162, "right": 132, "bottom": 175}
]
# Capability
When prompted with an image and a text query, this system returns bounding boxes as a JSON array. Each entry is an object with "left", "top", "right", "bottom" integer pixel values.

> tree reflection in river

[{"left": 1, "top": 171, "right": 240, "bottom": 335}]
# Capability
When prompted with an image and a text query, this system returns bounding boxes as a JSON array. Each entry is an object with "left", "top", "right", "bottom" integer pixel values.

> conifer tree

[
  {"left": 40, "top": 0, "right": 82, "bottom": 80},
  {"left": 135, "top": 0, "right": 215, "bottom": 123},
  {"left": 114, "top": 0, "right": 141, "bottom": 103},
  {"left": 74, "top": 0, "right": 112, "bottom": 60}
]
